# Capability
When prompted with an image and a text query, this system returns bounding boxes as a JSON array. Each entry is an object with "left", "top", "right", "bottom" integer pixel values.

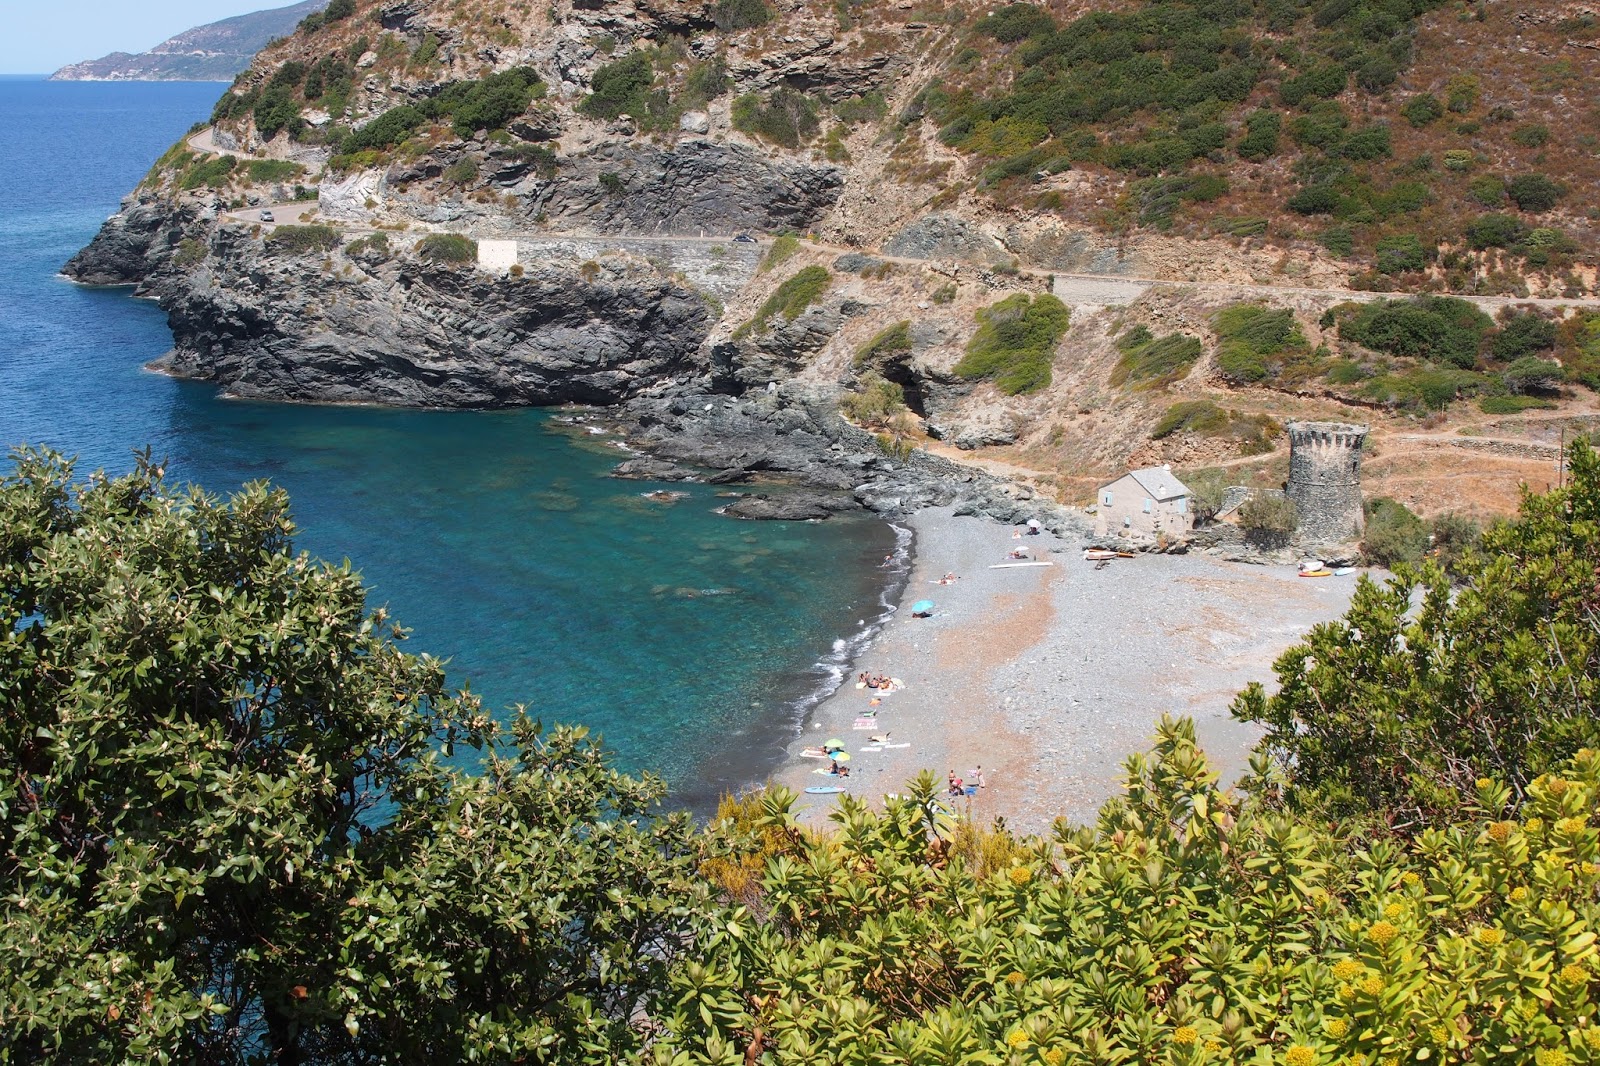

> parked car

[
  {"left": 260, "top": 210, "right": 275, "bottom": 222},
  {"left": 732, "top": 233, "right": 756, "bottom": 243}
]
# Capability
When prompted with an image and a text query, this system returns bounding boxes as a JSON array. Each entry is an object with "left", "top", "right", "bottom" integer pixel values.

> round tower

[{"left": 1286, "top": 421, "right": 1368, "bottom": 544}]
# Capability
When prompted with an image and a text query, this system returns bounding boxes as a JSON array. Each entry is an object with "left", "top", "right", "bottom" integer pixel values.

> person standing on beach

[{"left": 971, "top": 765, "right": 986, "bottom": 791}]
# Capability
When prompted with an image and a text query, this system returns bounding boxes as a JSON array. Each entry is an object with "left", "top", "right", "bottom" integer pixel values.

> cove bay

[{"left": 0, "top": 76, "right": 897, "bottom": 807}]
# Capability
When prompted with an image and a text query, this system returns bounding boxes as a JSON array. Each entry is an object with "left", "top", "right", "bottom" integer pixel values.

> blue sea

[{"left": 0, "top": 76, "right": 900, "bottom": 807}]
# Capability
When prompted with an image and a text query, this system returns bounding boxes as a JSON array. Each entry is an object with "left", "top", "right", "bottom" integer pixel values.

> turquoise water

[{"left": 0, "top": 77, "right": 899, "bottom": 806}]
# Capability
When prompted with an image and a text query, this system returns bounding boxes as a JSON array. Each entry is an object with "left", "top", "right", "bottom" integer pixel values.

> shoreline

[{"left": 774, "top": 507, "right": 1367, "bottom": 834}]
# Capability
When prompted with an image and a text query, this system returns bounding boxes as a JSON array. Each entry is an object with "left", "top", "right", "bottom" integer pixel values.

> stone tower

[{"left": 1286, "top": 421, "right": 1368, "bottom": 544}]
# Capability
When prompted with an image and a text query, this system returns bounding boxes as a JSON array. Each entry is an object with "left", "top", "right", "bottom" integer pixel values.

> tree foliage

[
  {"left": 0, "top": 450, "right": 702, "bottom": 1064},
  {"left": 953, "top": 293, "right": 1071, "bottom": 395},
  {"left": 1235, "top": 440, "right": 1600, "bottom": 827}
]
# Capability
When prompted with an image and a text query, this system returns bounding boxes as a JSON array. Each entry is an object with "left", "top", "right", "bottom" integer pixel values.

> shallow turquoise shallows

[{"left": 0, "top": 77, "right": 898, "bottom": 808}]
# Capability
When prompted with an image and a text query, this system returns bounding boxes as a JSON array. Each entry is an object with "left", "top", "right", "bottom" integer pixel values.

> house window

[
  {"left": 1143, "top": 498, "right": 1153, "bottom": 513},
  {"left": 1177, "top": 498, "right": 1187, "bottom": 514},
  {"left": 1102, "top": 491, "right": 1113, "bottom": 506}
]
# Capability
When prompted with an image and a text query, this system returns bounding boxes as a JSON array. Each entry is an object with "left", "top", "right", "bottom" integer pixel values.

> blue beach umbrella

[{"left": 911, "top": 599, "right": 935, "bottom": 615}]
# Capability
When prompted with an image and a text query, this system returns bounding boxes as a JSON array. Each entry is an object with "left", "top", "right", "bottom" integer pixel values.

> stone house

[{"left": 1095, "top": 465, "right": 1193, "bottom": 538}]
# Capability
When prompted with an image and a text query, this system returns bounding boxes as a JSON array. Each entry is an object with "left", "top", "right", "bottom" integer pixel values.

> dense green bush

[
  {"left": 1335, "top": 296, "right": 1494, "bottom": 369},
  {"left": 1401, "top": 93, "right": 1443, "bottom": 128},
  {"left": 1489, "top": 312, "right": 1557, "bottom": 361},
  {"left": 1502, "top": 355, "right": 1566, "bottom": 394},
  {"left": 1133, "top": 172, "right": 1228, "bottom": 227},
  {"left": 0, "top": 451, "right": 704, "bottom": 1064},
  {"left": 839, "top": 371, "right": 908, "bottom": 426},
  {"left": 1465, "top": 212, "right": 1527, "bottom": 250},
  {"left": 1110, "top": 325, "right": 1203, "bottom": 388},
  {"left": 1236, "top": 108, "right": 1282, "bottom": 161},
  {"left": 1506, "top": 173, "right": 1563, "bottom": 212},
  {"left": 1428, "top": 510, "right": 1481, "bottom": 577},
  {"left": 1237, "top": 440, "right": 1600, "bottom": 824},
  {"left": 952, "top": 293, "right": 1071, "bottom": 395},
  {"left": 731, "top": 89, "right": 820, "bottom": 148},
  {"left": 1151, "top": 398, "right": 1230, "bottom": 437},
  {"left": 1373, "top": 233, "right": 1426, "bottom": 275},
  {"left": 712, "top": 0, "right": 771, "bottom": 31},
  {"left": 1361, "top": 495, "right": 1429, "bottom": 567},
  {"left": 759, "top": 233, "right": 799, "bottom": 273},
  {"left": 580, "top": 53, "right": 653, "bottom": 120},
  {"left": 735, "top": 265, "right": 831, "bottom": 338},
  {"left": 415, "top": 232, "right": 477, "bottom": 264},
  {"left": 853, "top": 320, "right": 913, "bottom": 366},
  {"left": 1237, "top": 492, "right": 1298, "bottom": 543},
  {"left": 1213, "top": 304, "right": 1311, "bottom": 384},
  {"left": 179, "top": 154, "right": 238, "bottom": 190},
  {"left": 267, "top": 223, "right": 341, "bottom": 253},
  {"left": 1479, "top": 394, "right": 1557, "bottom": 414},
  {"left": 245, "top": 159, "right": 305, "bottom": 184}
]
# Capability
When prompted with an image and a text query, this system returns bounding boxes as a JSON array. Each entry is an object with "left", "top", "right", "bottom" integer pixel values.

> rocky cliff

[{"left": 64, "top": 0, "right": 1600, "bottom": 526}]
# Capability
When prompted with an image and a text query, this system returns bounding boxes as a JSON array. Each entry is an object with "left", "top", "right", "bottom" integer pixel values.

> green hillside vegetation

[
  {"left": 953, "top": 293, "right": 1071, "bottom": 395},
  {"left": 1110, "top": 324, "right": 1203, "bottom": 388},
  {"left": 1151, "top": 399, "right": 1278, "bottom": 454},
  {"left": 734, "top": 265, "right": 830, "bottom": 339},
  {"left": 9, "top": 442, "right": 1600, "bottom": 1062},
  {"left": 1213, "top": 304, "right": 1317, "bottom": 385}
]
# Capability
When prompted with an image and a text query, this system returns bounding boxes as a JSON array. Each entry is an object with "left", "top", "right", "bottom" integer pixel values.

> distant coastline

[{"left": 48, "top": 0, "right": 326, "bottom": 83}]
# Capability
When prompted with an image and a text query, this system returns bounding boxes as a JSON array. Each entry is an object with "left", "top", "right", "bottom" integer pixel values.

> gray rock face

[
  {"left": 883, "top": 214, "right": 1005, "bottom": 263},
  {"left": 68, "top": 213, "right": 713, "bottom": 408},
  {"left": 528, "top": 142, "right": 842, "bottom": 237},
  {"left": 721, "top": 491, "right": 858, "bottom": 520},
  {"left": 61, "top": 194, "right": 210, "bottom": 286}
]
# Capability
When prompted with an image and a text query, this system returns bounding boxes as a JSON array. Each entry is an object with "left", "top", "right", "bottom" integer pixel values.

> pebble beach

[{"left": 776, "top": 507, "right": 1367, "bottom": 834}]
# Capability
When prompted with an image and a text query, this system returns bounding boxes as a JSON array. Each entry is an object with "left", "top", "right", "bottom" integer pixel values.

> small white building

[{"left": 1095, "top": 464, "right": 1193, "bottom": 538}]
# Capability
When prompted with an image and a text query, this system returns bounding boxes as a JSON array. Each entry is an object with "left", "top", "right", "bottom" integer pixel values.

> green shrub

[
  {"left": 854, "top": 321, "right": 913, "bottom": 366},
  {"left": 1467, "top": 175, "right": 1506, "bottom": 207},
  {"left": 712, "top": 0, "right": 771, "bottom": 31},
  {"left": 1360, "top": 366, "right": 1485, "bottom": 410},
  {"left": 245, "top": 159, "right": 305, "bottom": 184},
  {"left": 1287, "top": 100, "right": 1349, "bottom": 149},
  {"left": 1427, "top": 511, "right": 1480, "bottom": 577},
  {"left": 1151, "top": 399, "right": 1230, "bottom": 438},
  {"left": 952, "top": 293, "right": 1071, "bottom": 395},
  {"left": 1506, "top": 173, "right": 1563, "bottom": 212},
  {"left": 267, "top": 224, "right": 341, "bottom": 253},
  {"left": 1339, "top": 123, "right": 1391, "bottom": 161},
  {"left": 1237, "top": 492, "right": 1297, "bottom": 543},
  {"left": 1361, "top": 496, "right": 1428, "bottom": 566},
  {"left": 1133, "top": 173, "right": 1228, "bottom": 227},
  {"left": 1287, "top": 184, "right": 1340, "bottom": 215},
  {"left": 1489, "top": 312, "right": 1556, "bottom": 361},
  {"left": 1465, "top": 213, "right": 1526, "bottom": 250},
  {"left": 1401, "top": 94, "right": 1443, "bottom": 128},
  {"left": 341, "top": 105, "right": 426, "bottom": 154},
  {"left": 736, "top": 265, "right": 830, "bottom": 338},
  {"left": 760, "top": 234, "right": 799, "bottom": 273},
  {"left": 1325, "top": 358, "right": 1369, "bottom": 385},
  {"left": 1373, "top": 233, "right": 1426, "bottom": 275},
  {"left": 1236, "top": 108, "right": 1282, "bottom": 161},
  {"left": 581, "top": 53, "right": 653, "bottom": 119},
  {"left": 1502, "top": 356, "right": 1565, "bottom": 394},
  {"left": 444, "top": 159, "right": 479, "bottom": 186},
  {"left": 1214, "top": 304, "right": 1310, "bottom": 384},
  {"left": 345, "top": 233, "right": 390, "bottom": 260},
  {"left": 1335, "top": 296, "right": 1494, "bottom": 369},
  {"left": 1110, "top": 325, "right": 1203, "bottom": 389},
  {"left": 839, "top": 371, "right": 907, "bottom": 426},
  {"left": 1320, "top": 226, "right": 1355, "bottom": 256},
  {"left": 1479, "top": 394, "right": 1555, "bottom": 413},
  {"left": 1510, "top": 123, "right": 1551, "bottom": 148},
  {"left": 415, "top": 232, "right": 477, "bottom": 264},
  {"left": 731, "top": 90, "right": 819, "bottom": 148},
  {"left": 179, "top": 155, "right": 238, "bottom": 190}
]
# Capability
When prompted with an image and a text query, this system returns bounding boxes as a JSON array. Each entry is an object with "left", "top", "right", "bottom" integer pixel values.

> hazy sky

[{"left": 3, "top": 1, "right": 280, "bottom": 75}]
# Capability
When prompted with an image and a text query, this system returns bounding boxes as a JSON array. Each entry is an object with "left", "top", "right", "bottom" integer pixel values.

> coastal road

[{"left": 189, "top": 123, "right": 1600, "bottom": 312}]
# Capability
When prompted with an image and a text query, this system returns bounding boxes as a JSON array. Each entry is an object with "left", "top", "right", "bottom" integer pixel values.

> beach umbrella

[
  {"left": 911, "top": 599, "right": 935, "bottom": 614},
  {"left": 824, "top": 739, "right": 844, "bottom": 751},
  {"left": 829, "top": 750, "right": 852, "bottom": 762},
  {"left": 1027, "top": 518, "right": 1041, "bottom": 530}
]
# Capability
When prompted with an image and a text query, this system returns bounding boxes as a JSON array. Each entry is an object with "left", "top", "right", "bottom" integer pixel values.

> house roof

[{"left": 1124, "top": 465, "right": 1191, "bottom": 501}]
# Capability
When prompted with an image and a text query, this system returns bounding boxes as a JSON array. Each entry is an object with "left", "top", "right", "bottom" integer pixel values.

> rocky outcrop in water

[{"left": 66, "top": 212, "right": 713, "bottom": 407}]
